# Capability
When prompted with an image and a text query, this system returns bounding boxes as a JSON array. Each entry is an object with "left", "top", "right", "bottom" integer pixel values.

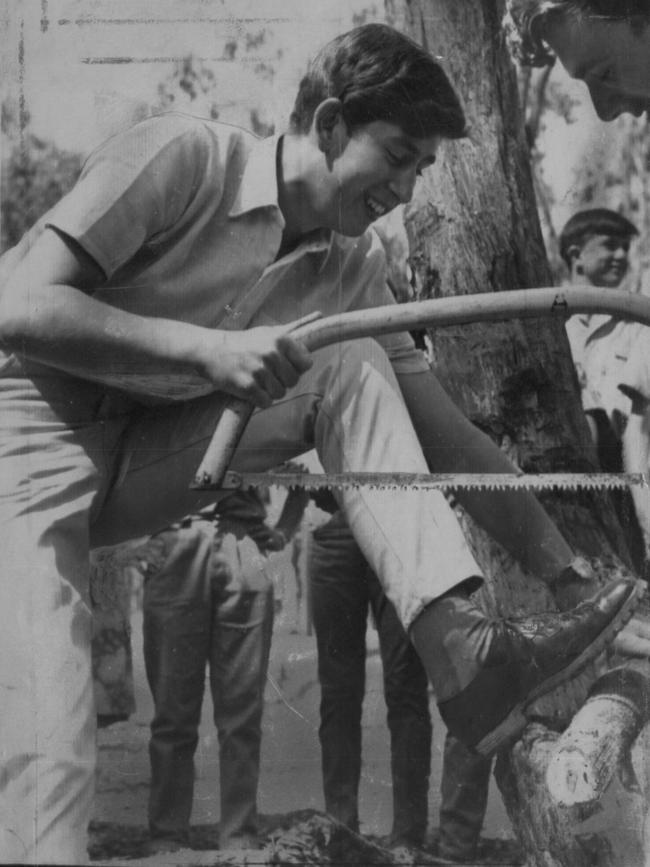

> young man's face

[
  {"left": 543, "top": 13, "right": 650, "bottom": 121},
  {"left": 321, "top": 119, "right": 441, "bottom": 236},
  {"left": 572, "top": 233, "right": 632, "bottom": 287}
]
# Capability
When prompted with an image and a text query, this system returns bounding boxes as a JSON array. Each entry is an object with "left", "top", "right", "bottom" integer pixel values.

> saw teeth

[{"left": 217, "top": 470, "right": 646, "bottom": 492}]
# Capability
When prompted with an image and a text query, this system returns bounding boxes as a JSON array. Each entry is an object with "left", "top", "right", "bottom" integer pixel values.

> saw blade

[{"left": 221, "top": 471, "right": 649, "bottom": 492}]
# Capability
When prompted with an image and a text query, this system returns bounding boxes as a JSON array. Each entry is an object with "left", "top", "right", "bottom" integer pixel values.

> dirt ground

[{"left": 90, "top": 574, "right": 521, "bottom": 866}]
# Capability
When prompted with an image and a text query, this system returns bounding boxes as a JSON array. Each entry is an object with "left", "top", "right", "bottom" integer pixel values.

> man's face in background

[{"left": 543, "top": 13, "right": 650, "bottom": 120}]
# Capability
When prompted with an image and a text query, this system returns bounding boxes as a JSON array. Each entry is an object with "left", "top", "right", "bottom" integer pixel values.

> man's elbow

[{"left": 0, "top": 280, "right": 37, "bottom": 350}]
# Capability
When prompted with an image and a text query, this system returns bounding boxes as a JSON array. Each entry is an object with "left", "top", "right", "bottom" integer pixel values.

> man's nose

[
  {"left": 588, "top": 81, "right": 624, "bottom": 121},
  {"left": 390, "top": 168, "right": 417, "bottom": 204}
]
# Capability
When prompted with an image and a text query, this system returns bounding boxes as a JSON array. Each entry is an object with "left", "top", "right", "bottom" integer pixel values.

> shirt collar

[
  {"left": 228, "top": 132, "right": 334, "bottom": 257},
  {"left": 228, "top": 133, "right": 284, "bottom": 221}
]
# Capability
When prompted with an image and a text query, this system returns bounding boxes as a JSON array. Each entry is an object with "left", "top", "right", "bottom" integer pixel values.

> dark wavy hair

[
  {"left": 289, "top": 23, "right": 467, "bottom": 140},
  {"left": 559, "top": 208, "right": 639, "bottom": 266},
  {"left": 505, "top": 0, "right": 650, "bottom": 66}
]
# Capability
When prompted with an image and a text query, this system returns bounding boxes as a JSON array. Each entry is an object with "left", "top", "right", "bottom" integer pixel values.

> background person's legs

[
  {"left": 309, "top": 516, "right": 369, "bottom": 831},
  {"left": 209, "top": 532, "right": 274, "bottom": 849},
  {"left": 437, "top": 733, "right": 492, "bottom": 862},
  {"left": 143, "top": 520, "right": 215, "bottom": 844},
  {"left": 369, "top": 572, "right": 432, "bottom": 848}
]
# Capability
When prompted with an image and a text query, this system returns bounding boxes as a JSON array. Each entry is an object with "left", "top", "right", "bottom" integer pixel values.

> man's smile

[{"left": 364, "top": 193, "right": 392, "bottom": 220}]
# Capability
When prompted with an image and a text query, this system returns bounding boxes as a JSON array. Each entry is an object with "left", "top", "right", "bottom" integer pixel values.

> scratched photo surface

[{"left": 1, "top": 2, "right": 650, "bottom": 865}]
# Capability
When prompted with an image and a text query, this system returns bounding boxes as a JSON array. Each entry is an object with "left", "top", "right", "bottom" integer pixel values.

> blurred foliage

[
  {"left": 518, "top": 66, "right": 581, "bottom": 281},
  {"left": 155, "top": 22, "right": 281, "bottom": 135},
  {"left": 1, "top": 100, "right": 83, "bottom": 252},
  {"left": 352, "top": 4, "right": 380, "bottom": 26},
  {"left": 1, "top": 13, "right": 284, "bottom": 253},
  {"left": 157, "top": 55, "right": 220, "bottom": 120}
]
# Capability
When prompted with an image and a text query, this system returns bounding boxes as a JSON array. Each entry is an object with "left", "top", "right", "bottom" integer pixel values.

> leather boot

[{"left": 436, "top": 578, "right": 644, "bottom": 755}]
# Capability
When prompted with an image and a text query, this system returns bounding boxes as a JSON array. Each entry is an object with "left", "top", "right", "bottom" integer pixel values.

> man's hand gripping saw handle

[
  {"left": 190, "top": 286, "right": 650, "bottom": 491},
  {"left": 192, "top": 311, "right": 322, "bottom": 490}
]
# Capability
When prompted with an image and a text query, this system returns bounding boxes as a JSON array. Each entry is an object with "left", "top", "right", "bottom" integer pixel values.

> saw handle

[
  {"left": 192, "top": 397, "right": 254, "bottom": 490},
  {"left": 191, "top": 311, "right": 322, "bottom": 490},
  {"left": 191, "top": 287, "right": 650, "bottom": 490}
]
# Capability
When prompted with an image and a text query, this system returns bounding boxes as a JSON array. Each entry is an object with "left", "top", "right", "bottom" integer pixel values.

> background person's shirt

[
  {"left": 619, "top": 328, "right": 650, "bottom": 410},
  {"left": 0, "top": 113, "right": 427, "bottom": 400},
  {"left": 565, "top": 312, "right": 642, "bottom": 422}
]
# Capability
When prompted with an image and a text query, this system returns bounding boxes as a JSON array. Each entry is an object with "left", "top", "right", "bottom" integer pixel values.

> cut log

[
  {"left": 546, "top": 695, "right": 640, "bottom": 806},
  {"left": 546, "top": 666, "right": 650, "bottom": 807},
  {"left": 494, "top": 724, "right": 609, "bottom": 867}
]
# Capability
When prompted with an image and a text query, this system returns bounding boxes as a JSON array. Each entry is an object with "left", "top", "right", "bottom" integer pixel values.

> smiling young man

[
  {"left": 0, "top": 23, "right": 641, "bottom": 864},
  {"left": 508, "top": 0, "right": 650, "bottom": 120}
]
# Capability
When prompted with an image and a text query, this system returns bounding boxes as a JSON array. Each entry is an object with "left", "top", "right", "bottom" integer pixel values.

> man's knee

[{"left": 324, "top": 337, "right": 395, "bottom": 385}]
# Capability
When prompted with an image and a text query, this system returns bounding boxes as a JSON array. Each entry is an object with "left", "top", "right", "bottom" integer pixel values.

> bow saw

[{"left": 190, "top": 286, "right": 650, "bottom": 493}]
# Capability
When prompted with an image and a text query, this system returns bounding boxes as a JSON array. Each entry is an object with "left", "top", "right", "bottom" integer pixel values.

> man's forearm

[
  {"left": 0, "top": 227, "right": 312, "bottom": 406},
  {"left": 0, "top": 279, "right": 214, "bottom": 389},
  {"left": 396, "top": 368, "right": 574, "bottom": 582}
]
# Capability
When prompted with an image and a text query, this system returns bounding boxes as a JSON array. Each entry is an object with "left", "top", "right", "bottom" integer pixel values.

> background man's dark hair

[
  {"left": 558, "top": 208, "right": 639, "bottom": 266},
  {"left": 506, "top": 0, "right": 650, "bottom": 67},
  {"left": 289, "top": 23, "right": 467, "bottom": 140}
]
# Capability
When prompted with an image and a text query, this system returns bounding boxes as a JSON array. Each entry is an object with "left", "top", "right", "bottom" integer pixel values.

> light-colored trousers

[
  {"left": 143, "top": 523, "right": 274, "bottom": 848},
  {"left": 0, "top": 339, "right": 479, "bottom": 864}
]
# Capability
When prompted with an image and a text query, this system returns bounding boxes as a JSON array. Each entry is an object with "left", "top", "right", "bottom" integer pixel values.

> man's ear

[
  {"left": 313, "top": 98, "right": 348, "bottom": 156},
  {"left": 567, "top": 244, "right": 583, "bottom": 273}
]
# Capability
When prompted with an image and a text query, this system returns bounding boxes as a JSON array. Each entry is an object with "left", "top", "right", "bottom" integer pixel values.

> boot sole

[{"left": 474, "top": 579, "right": 646, "bottom": 757}]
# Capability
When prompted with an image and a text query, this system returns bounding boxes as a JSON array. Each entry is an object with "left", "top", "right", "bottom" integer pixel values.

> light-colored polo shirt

[
  {"left": 565, "top": 311, "right": 642, "bottom": 420},
  {"left": 619, "top": 327, "right": 650, "bottom": 409},
  {"left": 1, "top": 113, "right": 426, "bottom": 399}
]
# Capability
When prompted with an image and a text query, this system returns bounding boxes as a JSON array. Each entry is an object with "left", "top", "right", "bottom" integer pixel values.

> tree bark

[{"left": 392, "top": 1, "right": 649, "bottom": 863}]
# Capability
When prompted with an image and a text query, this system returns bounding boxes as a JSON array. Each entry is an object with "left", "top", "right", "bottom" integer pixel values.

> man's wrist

[{"left": 190, "top": 328, "right": 226, "bottom": 382}]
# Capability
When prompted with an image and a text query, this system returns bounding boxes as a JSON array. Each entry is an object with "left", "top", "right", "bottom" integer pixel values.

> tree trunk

[{"left": 390, "top": 1, "right": 649, "bottom": 863}]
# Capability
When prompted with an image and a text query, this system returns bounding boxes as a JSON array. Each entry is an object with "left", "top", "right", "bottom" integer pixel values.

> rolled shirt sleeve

[{"left": 46, "top": 114, "right": 218, "bottom": 279}]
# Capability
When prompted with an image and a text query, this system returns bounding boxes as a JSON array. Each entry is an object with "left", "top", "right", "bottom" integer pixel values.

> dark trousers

[
  {"left": 310, "top": 515, "right": 432, "bottom": 844},
  {"left": 143, "top": 518, "right": 274, "bottom": 846},
  {"left": 438, "top": 733, "right": 492, "bottom": 860},
  {"left": 310, "top": 513, "right": 492, "bottom": 855}
]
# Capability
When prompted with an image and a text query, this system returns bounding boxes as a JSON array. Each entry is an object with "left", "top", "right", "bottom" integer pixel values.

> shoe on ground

[
  {"left": 429, "top": 826, "right": 524, "bottom": 865},
  {"left": 219, "top": 830, "right": 264, "bottom": 851},
  {"left": 144, "top": 834, "right": 189, "bottom": 856},
  {"left": 435, "top": 838, "right": 524, "bottom": 865},
  {"left": 380, "top": 831, "right": 426, "bottom": 860},
  {"left": 438, "top": 577, "right": 645, "bottom": 756},
  {"left": 384, "top": 832, "right": 425, "bottom": 849}
]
